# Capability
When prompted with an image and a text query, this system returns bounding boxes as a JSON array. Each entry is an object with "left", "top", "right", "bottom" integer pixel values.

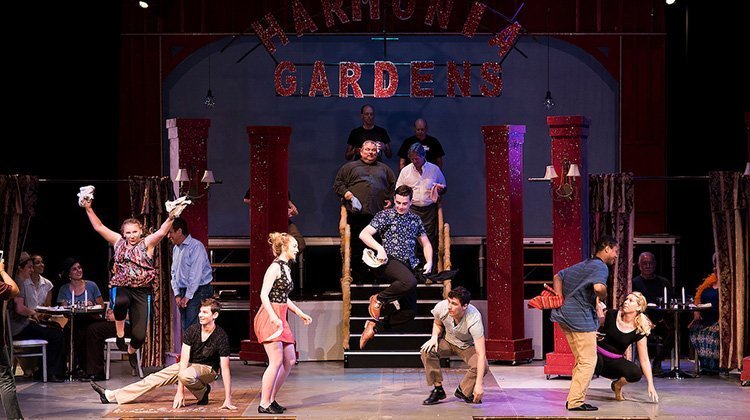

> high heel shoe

[{"left": 258, "top": 403, "right": 283, "bottom": 414}]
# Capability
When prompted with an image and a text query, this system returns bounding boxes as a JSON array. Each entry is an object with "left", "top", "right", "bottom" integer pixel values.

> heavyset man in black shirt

[{"left": 91, "top": 298, "right": 235, "bottom": 410}]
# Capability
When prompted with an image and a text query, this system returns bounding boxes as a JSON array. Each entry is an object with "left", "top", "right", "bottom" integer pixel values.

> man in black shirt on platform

[
  {"left": 91, "top": 298, "right": 236, "bottom": 410},
  {"left": 397, "top": 118, "right": 445, "bottom": 170},
  {"left": 631, "top": 252, "right": 673, "bottom": 373},
  {"left": 345, "top": 104, "right": 392, "bottom": 161}
]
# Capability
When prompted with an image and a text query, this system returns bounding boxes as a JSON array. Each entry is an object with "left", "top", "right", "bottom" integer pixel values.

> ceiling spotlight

[
  {"left": 665, "top": 0, "right": 676, "bottom": 5},
  {"left": 139, "top": 1, "right": 149, "bottom": 8}
]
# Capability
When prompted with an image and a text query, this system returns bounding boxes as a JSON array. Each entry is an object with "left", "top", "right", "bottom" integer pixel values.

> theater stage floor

[{"left": 9, "top": 359, "right": 749, "bottom": 419}]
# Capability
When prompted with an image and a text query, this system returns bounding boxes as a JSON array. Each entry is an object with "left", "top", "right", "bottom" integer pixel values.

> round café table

[
  {"left": 646, "top": 304, "right": 712, "bottom": 379},
  {"left": 36, "top": 305, "right": 105, "bottom": 381}
]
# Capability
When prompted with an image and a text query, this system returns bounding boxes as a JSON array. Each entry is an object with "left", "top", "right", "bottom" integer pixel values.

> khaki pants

[
  {"left": 113, "top": 362, "right": 217, "bottom": 404},
  {"left": 421, "top": 338, "right": 488, "bottom": 396},
  {"left": 559, "top": 324, "right": 597, "bottom": 408}
]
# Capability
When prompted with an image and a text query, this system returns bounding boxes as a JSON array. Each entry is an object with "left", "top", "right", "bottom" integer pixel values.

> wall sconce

[
  {"left": 743, "top": 162, "right": 750, "bottom": 177},
  {"left": 173, "top": 167, "right": 219, "bottom": 199},
  {"left": 529, "top": 161, "right": 580, "bottom": 200}
]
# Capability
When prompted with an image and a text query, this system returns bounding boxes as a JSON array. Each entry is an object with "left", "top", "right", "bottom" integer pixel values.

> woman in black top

[{"left": 595, "top": 292, "right": 659, "bottom": 402}]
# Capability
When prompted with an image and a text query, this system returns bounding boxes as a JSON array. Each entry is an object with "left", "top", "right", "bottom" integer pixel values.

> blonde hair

[
  {"left": 627, "top": 291, "right": 652, "bottom": 336},
  {"left": 268, "top": 232, "right": 291, "bottom": 257}
]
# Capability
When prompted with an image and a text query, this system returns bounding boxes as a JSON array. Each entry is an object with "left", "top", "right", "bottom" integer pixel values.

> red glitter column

[
  {"left": 167, "top": 118, "right": 210, "bottom": 356},
  {"left": 167, "top": 118, "right": 210, "bottom": 246},
  {"left": 543, "top": 116, "right": 591, "bottom": 377},
  {"left": 482, "top": 125, "right": 533, "bottom": 362},
  {"left": 239, "top": 126, "right": 291, "bottom": 362}
]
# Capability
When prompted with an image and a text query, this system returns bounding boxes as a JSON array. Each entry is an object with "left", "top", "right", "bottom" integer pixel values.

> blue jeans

[
  {"left": 0, "top": 345, "right": 23, "bottom": 419},
  {"left": 179, "top": 284, "right": 214, "bottom": 331}
]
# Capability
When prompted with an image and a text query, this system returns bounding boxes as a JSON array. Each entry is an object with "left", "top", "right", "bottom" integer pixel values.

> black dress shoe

[
  {"left": 48, "top": 375, "right": 66, "bottom": 383},
  {"left": 197, "top": 384, "right": 210, "bottom": 405},
  {"left": 91, "top": 381, "right": 113, "bottom": 404},
  {"left": 116, "top": 336, "right": 128, "bottom": 351},
  {"left": 79, "top": 374, "right": 106, "bottom": 382},
  {"left": 454, "top": 386, "right": 476, "bottom": 403},
  {"left": 423, "top": 388, "right": 446, "bottom": 405},
  {"left": 258, "top": 404, "right": 283, "bottom": 414},
  {"left": 566, "top": 402, "right": 598, "bottom": 411},
  {"left": 271, "top": 400, "right": 286, "bottom": 411}
]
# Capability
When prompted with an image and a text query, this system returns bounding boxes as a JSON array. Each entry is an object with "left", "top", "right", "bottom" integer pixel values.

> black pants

[
  {"left": 410, "top": 203, "right": 438, "bottom": 266},
  {"left": 110, "top": 286, "right": 151, "bottom": 349},
  {"left": 84, "top": 320, "right": 132, "bottom": 376},
  {"left": 595, "top": 354, "right": 643, "bottom": 383},
  {"left": 14, "top": 322, "right": 66, "bottom": 377},
  {"left": 348, "top": 212, "right": 375, "bottom": 283},
  {"left": 374, "top": 259, "right": 418, "bottom": 331},
  {"left": 649, "top": 318, "right": 674, "bottom": 362},
  {"left": 0, "top": 346, "right": 22, "bottom": 420}
]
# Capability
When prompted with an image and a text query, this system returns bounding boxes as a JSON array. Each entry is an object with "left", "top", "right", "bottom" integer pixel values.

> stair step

[
  {"left": 350, "top": 284, "right": 444, "bottom": 300},
  {"left": 350, "top": 300, "right": 439, "bottom": 317},
  {"left": 344, "top": 351, "right": 452, "bottom": 368},
  {"left": 349, "top": 317, "right": 434, "bottom": 333},
  {"left": 349, "top": 333, "right": 430, "bottom": 351}
]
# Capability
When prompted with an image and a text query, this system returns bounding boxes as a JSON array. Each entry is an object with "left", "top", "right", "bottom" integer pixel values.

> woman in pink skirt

[{"left": 254, "top": 232, "right": 312, "bottom": 414}]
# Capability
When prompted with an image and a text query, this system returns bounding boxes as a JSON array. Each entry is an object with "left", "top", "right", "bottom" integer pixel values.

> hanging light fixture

[
  {"left": 543, "top": 6, "right": 555, "bottom": 111},
  {"left": 204, "top": 55, "right": 215, "bottom": 108}
]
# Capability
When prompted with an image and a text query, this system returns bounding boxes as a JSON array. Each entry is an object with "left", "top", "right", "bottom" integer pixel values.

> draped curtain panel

[
  {"left": 708, "top": 171, "right": 748, "bottom": 370},
  {"left": 0, "top": 174, "right": 38, "bottom": 346},
  {"left": 0, "top": 175, "right": 39, "bottom": 275},
  {"left": 589, "top": 173, "right": 635, "bottom": 307},
  {"left": 128, "top": 176, "right": 174, "bottom": 367}
]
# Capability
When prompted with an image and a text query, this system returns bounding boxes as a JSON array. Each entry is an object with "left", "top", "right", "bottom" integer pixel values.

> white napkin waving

[
  {"left": 77, "top": 185, "right": 95, "bottom": 207},
  {"left": 165, "top": 196, "right": 192, "bottom": 217},
  {"left": 362, "top": 248, "right": 386, "bottom": 268},
  {"left": 350, "top": 196, "right": 362, "bottom": 212},
  {"left": 429, "top": 183, "right": 445, "bottom": 202}
]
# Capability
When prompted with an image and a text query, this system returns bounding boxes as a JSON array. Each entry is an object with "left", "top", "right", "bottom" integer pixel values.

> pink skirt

[{"left": 254, "top": 303, "right": 295, "bottom": 344}]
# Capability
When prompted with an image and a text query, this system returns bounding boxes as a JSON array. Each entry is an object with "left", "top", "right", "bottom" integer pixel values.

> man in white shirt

[
  {"left": 420, "top": 286, "right": 487, "bottom": 405},
  {"left": 396, "top": 143, "right": 446, "bottom": 268}
]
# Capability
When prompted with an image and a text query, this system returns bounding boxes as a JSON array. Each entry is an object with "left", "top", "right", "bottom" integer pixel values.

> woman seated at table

[
  {"left": 9, "top": 252, "right": 67, "bottom": 382},
  {"left": 56, "top": 257, "right": 105, "bottom": 377},
  {"left": 595, "top": 292, "right": 659, "bottom": 403},
  {"left": 688, "top": 253, "right": 720, "bottom": 374}
]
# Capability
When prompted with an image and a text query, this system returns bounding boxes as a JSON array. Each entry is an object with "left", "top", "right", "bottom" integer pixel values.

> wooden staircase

[
  {"left": 344, "top": 283, "right": 445, "bottom": 367},
  {"left": 339, "top": 204, "right": 452, "bottom": 368}
]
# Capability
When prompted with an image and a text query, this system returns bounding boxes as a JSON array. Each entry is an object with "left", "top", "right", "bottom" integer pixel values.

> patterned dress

[
  {"left": 253, "top": 260, "right": 295, "bottom": 344},
  {"left": 111, "top": 238, "right": 156, "bottom": 288}
]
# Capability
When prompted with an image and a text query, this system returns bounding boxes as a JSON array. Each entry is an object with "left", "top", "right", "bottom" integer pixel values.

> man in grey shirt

[{"left": 420, "top": 286, "right": 487, "bottom": 405}]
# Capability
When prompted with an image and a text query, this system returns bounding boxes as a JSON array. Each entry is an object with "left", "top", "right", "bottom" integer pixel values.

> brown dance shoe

[
  {"left": 368, "top": 294, "right": 382, "bottom": 320},
  {"left": 360, "top": 320, "right": 377, "bottom": 349}
]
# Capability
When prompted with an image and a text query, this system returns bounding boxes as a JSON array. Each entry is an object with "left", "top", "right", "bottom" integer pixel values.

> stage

[{"left": 9, "top": 359, "right": 748, "bottom": 418}]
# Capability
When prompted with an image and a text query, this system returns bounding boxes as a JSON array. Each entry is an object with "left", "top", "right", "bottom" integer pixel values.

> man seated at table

[
  {"left": 91, "top": 298, "right": 236, "bottom": 410},
  {"left": 631, "top": 252, "right": 673, "bottom": 373},
  {"left": 9, "top": 252, "right": 66, "bottom": 382}
]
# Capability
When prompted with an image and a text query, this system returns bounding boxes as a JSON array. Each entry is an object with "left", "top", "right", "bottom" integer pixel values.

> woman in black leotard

[
  {"left": 253, "top": 232, "right": 312, "bottom": 414},
  {"left": 595, "top": 292, "right": 659, "bottom": 402}
]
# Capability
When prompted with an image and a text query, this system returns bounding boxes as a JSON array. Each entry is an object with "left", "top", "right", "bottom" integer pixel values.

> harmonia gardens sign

[{"left": 248, "top": 1, "right": 522, "bottom": 98}]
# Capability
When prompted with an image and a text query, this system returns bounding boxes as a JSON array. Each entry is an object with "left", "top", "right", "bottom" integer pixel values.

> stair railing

[
  {"left": 438, "top": 203, "right": 452, "bottom": 299},
  {"left": 339, "top": 205, "right": 352, "bottom": 350}
]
